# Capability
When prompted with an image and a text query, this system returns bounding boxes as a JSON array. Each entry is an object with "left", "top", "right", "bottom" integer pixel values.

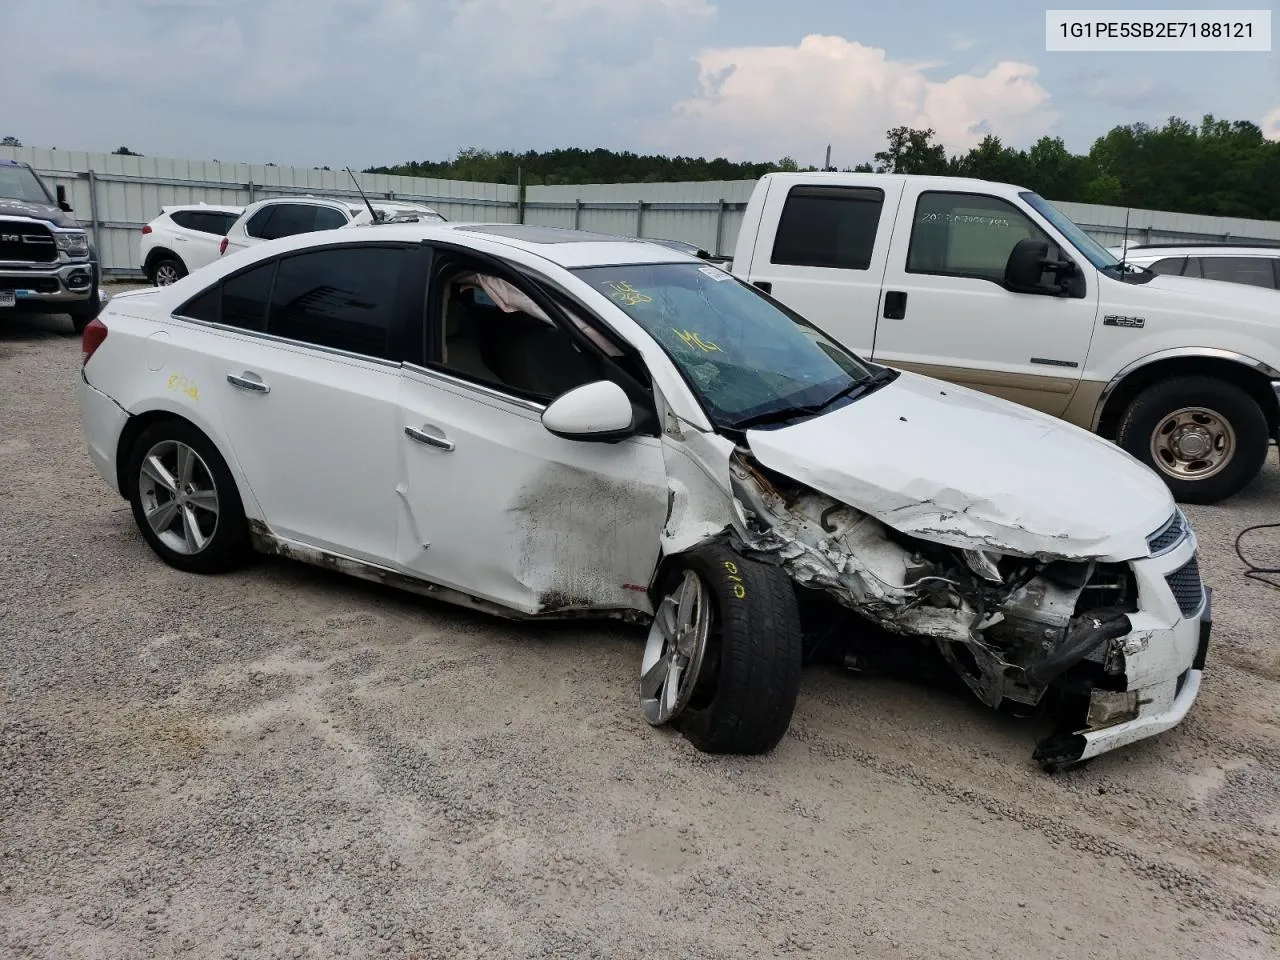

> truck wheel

[
  {"left": 126, "top": 419, "right": 250, "bottom": 574},
  {"left": 149, "top": 255, "right": 186, "bottom": 287},
  {"left": 1116, "top": 375, "right": 1269, "bottom": 504},
  {"left": 640, "top": 543, "right": 803, "bottom": 755},
  {"left": 66, "top": 288, "right": 101, "bottom": 336}
]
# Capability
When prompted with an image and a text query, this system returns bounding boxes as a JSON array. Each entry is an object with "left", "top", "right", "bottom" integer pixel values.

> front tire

[
  {"left": 126, "top": 420, "right": 249, "bottom": 574},
  {"left": 1116, "top": 376, "right": 1270, "bottom": 504},
  {"left": 641, "top": 543, "right": 803, "bottom": 755}
]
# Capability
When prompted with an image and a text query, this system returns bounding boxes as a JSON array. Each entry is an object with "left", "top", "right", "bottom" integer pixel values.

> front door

[
  {"left": 872, "top": 186, "right": 1099, "bottom": 416},
  {"left": 394, "top": 252, "right": 668, "bottom": 615}
]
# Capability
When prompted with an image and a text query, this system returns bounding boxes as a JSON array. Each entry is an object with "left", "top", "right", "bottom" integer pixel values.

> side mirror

[
  {"left": 55, "top": 184, "right": 73, "bottom": 213},
  {"left": 1005, "top": 237, "right": 1078, "bottom": 295},
  {"left": 542, "top": 380, "right": 636, "bottom": 442}
]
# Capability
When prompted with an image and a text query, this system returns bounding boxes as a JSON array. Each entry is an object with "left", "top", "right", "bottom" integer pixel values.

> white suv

[
  {"left": 140, "top": 203, "right": 244, "bottom": 286},
  {"left": 1108, "top": 244, "right": 1280, "bottom": 290},
  {"left": 218, "top": 196, "right": 444, "bottom": 257}
]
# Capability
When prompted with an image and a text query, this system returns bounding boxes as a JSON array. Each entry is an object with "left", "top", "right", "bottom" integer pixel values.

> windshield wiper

[{"left": 730, "top": 367, "right": 899, "bottom": 431}]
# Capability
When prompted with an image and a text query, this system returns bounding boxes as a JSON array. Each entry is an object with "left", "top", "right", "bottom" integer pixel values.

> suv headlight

[{"left": 55, "top": 231, "right": 89, "bottom": 257}]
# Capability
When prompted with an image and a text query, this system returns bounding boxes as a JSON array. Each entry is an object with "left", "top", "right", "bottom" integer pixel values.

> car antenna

[
  {"left": 1119, "top": 206, "right": 1131, "bottom": 272},
  {"left": 346, "top": 166, "right": 381, "bottom": 224}
]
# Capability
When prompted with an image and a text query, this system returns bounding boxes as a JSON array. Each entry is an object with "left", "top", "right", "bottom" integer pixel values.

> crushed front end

[{"left": 728, "top": 451, "right": 1209, "bottom": 770}]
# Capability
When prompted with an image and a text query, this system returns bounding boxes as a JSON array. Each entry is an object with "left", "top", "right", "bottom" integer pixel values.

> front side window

[
  {"left": 433, "top": 258, "right": 605, "bottom": 402},
  {"left": 259, "top": 204, "right": 319, "bottom": 240},
  {"left": 573, "top": 262, "right": 880, "bottom": 429},
  {"left": 266, "top": 247, "right": 404, "bottom": 358},
  {"left": 908, "top": 192, "right": 1064, "bottom": 285},
  {"left": 771, "top": 186, "right": 885, "bottom": 270}
]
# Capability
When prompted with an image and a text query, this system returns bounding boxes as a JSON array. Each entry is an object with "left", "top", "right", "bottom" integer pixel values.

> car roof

[
  {"left": 760, "top": 170, "right": 1029, "bottom": 193},
  {"left": 160, "top": 203, "right": 244, "bottom": 215},
  {"left": 1120, "top": 245, "right": 1280, "bottom": 258}
]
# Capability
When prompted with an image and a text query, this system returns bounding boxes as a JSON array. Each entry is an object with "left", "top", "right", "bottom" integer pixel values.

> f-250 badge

[{"left": 1104, "top": 314, "right": 1146, "bottom": 328}]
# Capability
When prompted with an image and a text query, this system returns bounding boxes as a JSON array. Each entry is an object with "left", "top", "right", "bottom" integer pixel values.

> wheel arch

[
  {"left": 1094, "top": 350, "right": 1280, "bottom": 441},
  {"left": 115, "top": 408, "right": 260, "bottom": 520},
  {"left": 143, "top": 246, "right": 184, "bottom": 277}
]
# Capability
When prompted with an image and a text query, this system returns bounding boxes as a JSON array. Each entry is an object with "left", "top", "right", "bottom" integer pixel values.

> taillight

[
  {"left": 219, "top": 236, "right": 228, "bottom": 255},
  {"left": 141, "top": 224, "right": 152, "bottom": 235},
  {"left": 82, "top": 317, "right": 108, "bottom": 366}
]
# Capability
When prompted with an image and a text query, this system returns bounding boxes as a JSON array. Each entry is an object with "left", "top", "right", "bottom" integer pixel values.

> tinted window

[
  {"left": 435, "top": 262, "right": 605, "bottom": 402},
  {"left": 171, "top": 210, "right": 239, "bottom": 235},
  {"left": 221, "top": 262, "right": 274, "bottom": 331},
  {"left": 208, "top": 212, "right": 240, "bottom": 234},
  {"left": 771, "top": 186, "right": 884, "bottom": 270},
  {"left": 1183, "top": 256, "right": 1203, "bottom": 278},
  {"left": 1148, "top": 257, "right": 1186, "bottom": 276},
  {"left": 1199, "top": 256, "right": 1277, "bottom": 289},
  {"left": 179, "top": 285, "right": 221, "bottom": 323},
  {"left": 260, "top": 204, "right": 319, "bottom": 240},
  {"left": 313, "top": 206, "right": 349, "bottom": 231},
  {"left": 907, "top": 192, "right": 1061, "bottom": 284},
  {"left": 245, "top": 207, "right": 275, "bottom": 239},
  {"left": 266, "top": 247, "right": 403, "bottom": 358},
  {"left": 169, "top": 210, "right": 201, "bottom": 231}
]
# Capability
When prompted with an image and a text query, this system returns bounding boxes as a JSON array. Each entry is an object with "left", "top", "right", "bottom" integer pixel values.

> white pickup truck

[{"left": 729, "top": 173, "right": 1280, "bottom": 504}]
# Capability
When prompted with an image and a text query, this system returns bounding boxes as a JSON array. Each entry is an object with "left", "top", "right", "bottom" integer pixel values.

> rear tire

[
  {"left": 126, "top": 419, "right": 250, "bottom": 574},
  {"left": 1116, "top": 375, "right": 1269, "bottom": 504},
  {"left": 66, "top": 289, "right": 101, "bottom": 336},
  {"left": 148, "top": 254, "right": 186, "bottom": 287},
  {"left": 642, "top": 543, "right": 803, "bottom": 755}
]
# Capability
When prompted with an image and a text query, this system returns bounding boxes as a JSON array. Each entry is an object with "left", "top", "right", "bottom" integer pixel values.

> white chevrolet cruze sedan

[{"left": 79, "top": 222, "right": 1213, "bottom": 770}]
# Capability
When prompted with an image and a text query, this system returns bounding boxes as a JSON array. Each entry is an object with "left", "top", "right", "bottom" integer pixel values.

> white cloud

[
  {"left": 1264, "top": 107, "right": 1280, "bottom": 141},
  {"left": 660, "top": 34, "right": 1057, "bottom": 165}
]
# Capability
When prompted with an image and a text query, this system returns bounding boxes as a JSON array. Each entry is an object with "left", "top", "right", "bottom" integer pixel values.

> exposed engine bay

[{"left": 728, "top": 450, "right": 1141, "bottom": 713}]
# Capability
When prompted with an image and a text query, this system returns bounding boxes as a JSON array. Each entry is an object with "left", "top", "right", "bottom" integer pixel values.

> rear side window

[
  {"left": 266, "top": 247, "right": 404, "bottom": 358},
  {"left": 259, "top": 204, "right": 319, "bottom": 240},
  {"left": 221, "top": 263, "right": 274, "bottom": 331},
  {"left": 1197, "top": 256, "right": 1277, "bottom": 289},
  {"left": 1148, "top": 256, "right": 1186, "bottom": 276},
  {"left": 313, "top": 206, "right": 349, "bottom": 231},
  {"left": 771, "top": 186, "right": 884, "bottom": 270},
  {"left": 169, "top": 210, "right": 202, "bottom": 231}
]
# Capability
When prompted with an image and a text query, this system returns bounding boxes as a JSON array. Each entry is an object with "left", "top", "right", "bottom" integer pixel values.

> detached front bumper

[{"left": 0, "top": 260, "right": 97, "bottom": 310}]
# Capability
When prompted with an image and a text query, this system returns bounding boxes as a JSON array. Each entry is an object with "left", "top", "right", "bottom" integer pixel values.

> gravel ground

[{"left": 3, "top": 301, "right": 1279, "bottom": 959}]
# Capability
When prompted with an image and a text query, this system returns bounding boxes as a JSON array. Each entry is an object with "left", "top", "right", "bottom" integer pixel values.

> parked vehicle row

[
  {"left": 729, "top": 172, "right": 1280, "bottom": 504},
  {"left": 1106, "top": 243, "right": 1280, "bottom": 289},
  {"left": 80, "top": 221, "right": 1211, "bottom": 771},
  {"left": 141, "top": 195, "right": 445, "bottom": 286}
]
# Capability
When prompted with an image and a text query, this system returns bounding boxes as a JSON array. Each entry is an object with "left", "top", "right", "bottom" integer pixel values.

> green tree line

[{"left": 368, "top": 115, "right": 1280, "bottom": 220}]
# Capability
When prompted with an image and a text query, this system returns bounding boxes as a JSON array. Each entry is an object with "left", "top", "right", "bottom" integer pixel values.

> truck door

[
  {"left": 740, "top": 180, "right": 905, "bottom": 357},
  {"left": 872, "top": 185, "right": 1099, "bottom": 417}
]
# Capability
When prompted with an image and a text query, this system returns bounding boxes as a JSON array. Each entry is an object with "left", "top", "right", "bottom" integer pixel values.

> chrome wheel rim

[
  {"left": 138, "top": 440, "right": 220, "bottom": 555},
  {"left": 640, "top": 569, "right": 711, "bottom": 726},
  {"left": 155, "top": 263, "right": 181, "bottom": 286},
  {"left": 1150, "top": 406, "right": 1236, "bottom": 481}
]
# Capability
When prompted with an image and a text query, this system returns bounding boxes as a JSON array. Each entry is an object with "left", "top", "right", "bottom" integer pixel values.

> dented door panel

[{"left": 395, "top": 365, "right": 668, "bottom": 616}]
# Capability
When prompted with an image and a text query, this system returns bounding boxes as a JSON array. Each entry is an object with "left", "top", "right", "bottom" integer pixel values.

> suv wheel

[
  {"left": 640, "top": 543, "right": 803, "bottom": 754},
  {"left": 149, "top": 255, "right": 187, "bottom": 287},
  {"left": 1116, "top": 375, "right": 1270, "bottom": 504}
]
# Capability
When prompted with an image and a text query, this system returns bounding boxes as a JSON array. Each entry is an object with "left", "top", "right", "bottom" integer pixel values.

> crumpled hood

[
  {"left": 0, "top": 197, "right": 79, "bottom": 229},
  {"left": 745, "top": 371, "right": 1174, "bottom": 562}
]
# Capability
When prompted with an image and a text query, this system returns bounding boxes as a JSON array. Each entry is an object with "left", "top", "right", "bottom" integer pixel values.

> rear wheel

[
  {"left": 66, "top": 288, "right": 101, "bottom": 336},
  {"left": 1116, "top": 375, "right": 1269, "bottom": 504},
  {"left": 126, "top": 420, "right": 249, "bottom": 574},
  {"left": 640, "top": 543, "right": 803, "bottom": 755},
  {"left": 149, "top": 254, "right": 186, "bottom": 287}
]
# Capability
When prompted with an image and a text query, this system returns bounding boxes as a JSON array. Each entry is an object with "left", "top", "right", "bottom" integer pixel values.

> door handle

[
  {"left": 752, "top": 280, "right": 773, "bottom": 294},
  {"left": 883, "top": 290, "right": 907, "bottom": 320},
  {"left": 226, "top": 372, "right": 270, "bottom": 394},
  {"left": 405, "top": 424, "right": 454, "bottom": 452}
]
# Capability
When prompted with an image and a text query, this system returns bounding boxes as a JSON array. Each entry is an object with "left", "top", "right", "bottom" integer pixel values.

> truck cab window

[{"left": 908, "top": 192, "right": 1065, "bottom": 289}]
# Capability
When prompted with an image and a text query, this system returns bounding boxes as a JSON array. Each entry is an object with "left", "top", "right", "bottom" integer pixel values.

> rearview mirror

[
  {"left": 55, "top": 184, "right": 72, "bottom": 213},
  {"left": 542, "top": 380, "right": 636, "bottom": 442}
]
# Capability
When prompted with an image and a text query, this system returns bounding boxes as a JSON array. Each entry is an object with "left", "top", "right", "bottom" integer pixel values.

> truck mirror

[
  {"left": 1004, "top": 238, "right": 1050, "bottom": 290},
  {"left": 55, "top": 184, "right": 73, "bottom": 213}
]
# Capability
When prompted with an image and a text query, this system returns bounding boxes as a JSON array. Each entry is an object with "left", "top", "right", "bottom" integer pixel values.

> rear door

[
  {"left": 175, "top": 242, "right": 418, "bottom": 563},
  {"left": 872, "top": 186, "right": 1098, "bottom": 416},
  {"left": 740, "top": 180, "right": 904, "bottom": 356},
  {"left": 169, "top": 210, "right": 232, "bottom": 274}
]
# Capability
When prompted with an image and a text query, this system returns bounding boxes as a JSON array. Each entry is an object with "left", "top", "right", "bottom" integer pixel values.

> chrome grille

[
  {"left": 0, "top": 220, "right": 56, "bottom": 263},
  {"left": 1165, "top": 555, "right": 1205, "bottom": 618},
  {"left": 1147, "top": 510, "right": 1186, "bottom": 555}
]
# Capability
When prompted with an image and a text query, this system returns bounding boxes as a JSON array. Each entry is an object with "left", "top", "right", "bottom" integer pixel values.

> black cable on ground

[{"left": 1235, "top": 523, "right": 1280, "bottom": 590}]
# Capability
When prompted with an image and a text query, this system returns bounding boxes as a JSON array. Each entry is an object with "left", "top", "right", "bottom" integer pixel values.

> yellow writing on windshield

[
  {"left": 672, "top": 328, "right": 720, "bottom": 353},
  {"left": 602, "top": 280, "right": 653, "bottom": 306}
]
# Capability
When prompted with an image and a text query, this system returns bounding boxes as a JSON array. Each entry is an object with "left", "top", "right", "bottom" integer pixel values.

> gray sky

[{"left": 6, "top": 0, "right": 1278, "bottom": 168}]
